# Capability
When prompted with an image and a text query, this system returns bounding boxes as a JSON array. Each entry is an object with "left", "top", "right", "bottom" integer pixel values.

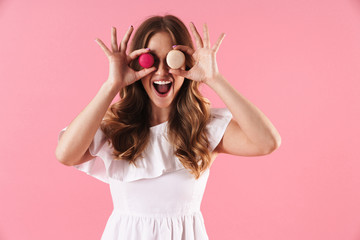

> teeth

[{"left": 153, "top": 80, "right": 171, "bottom": 85}]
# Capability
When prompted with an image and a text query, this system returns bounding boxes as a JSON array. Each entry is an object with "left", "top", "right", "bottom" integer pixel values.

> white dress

[{"left": 59, "top": 108, "right": 232, "bottom": 240}]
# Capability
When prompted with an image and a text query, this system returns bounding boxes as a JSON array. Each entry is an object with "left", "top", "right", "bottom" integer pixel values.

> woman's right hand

[{"left": 95, "top": 26, "right": 156, "bottom": 91}]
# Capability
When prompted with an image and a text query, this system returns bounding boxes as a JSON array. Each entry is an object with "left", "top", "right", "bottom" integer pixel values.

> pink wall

[{"left": 1, "top": 0, "right": 360, "bottom": 239}]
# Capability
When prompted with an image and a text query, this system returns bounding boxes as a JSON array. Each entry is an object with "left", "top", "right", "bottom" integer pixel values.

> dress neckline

[{"left": 149, "top": 121, "right": 168, "bottom": 133}]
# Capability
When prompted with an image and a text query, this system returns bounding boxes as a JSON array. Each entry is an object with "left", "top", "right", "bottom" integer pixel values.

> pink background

[{"left": 1, "top": 0, "right": 360, "bottom": 239}]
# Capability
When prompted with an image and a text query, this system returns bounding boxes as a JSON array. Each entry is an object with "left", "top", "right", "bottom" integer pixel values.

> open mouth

[{"left": 153, "top": 80, "right": 172, "bottom": 96}]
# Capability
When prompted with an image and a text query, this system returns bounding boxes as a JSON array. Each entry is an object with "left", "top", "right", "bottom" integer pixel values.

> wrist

[
  {"left": 204, "top": 73, "right": 226, "bottom": 89},
  {"left": 103, "top": 80, "right": 123, "bottom": 96}
]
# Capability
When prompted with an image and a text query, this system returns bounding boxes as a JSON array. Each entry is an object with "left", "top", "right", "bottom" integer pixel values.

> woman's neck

[{"left": 149, "top": 105, "right": 170, "bottom": 127}]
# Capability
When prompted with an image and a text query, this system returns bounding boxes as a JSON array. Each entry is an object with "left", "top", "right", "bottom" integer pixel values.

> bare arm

[
  {"left": 208, "top": 74, "right": 281, "bottom": 155},
  {"left": 55, "top": 26, "right": 156, "bottom": 166},
  {"left": 55, "top": 82, "right": 119, "bottom": 166}
]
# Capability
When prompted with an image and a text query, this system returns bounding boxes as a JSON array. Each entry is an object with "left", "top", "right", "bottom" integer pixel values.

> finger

[
  {"left": 173, "top": 45, "right": 195, "bottom": 56},
  {"left": 134, "top": 67, "right": 156, "bottom": 80},
  {"left": 127, "top": 48, "right": 150, "bottom": 62},
  {"left": 120, "top": 25, "right": 134, "bottom": 53},
  {"left": 212, "top": 33, "right": 225, "bottom": 53},
  {"left": 203, "top": 23, "right": 210, "bottom": 48},
  {"left": 189, "top": 22, "right": 203, "bottom": 49},
  {"left": 169, "top": 68, "right": 190, "bottom": 79},
  {"left": 95, "top": 38, "right": 112, "bottom": 57},
  {"left": 111, "top": 27, "right": 119, "bottom": 52}
]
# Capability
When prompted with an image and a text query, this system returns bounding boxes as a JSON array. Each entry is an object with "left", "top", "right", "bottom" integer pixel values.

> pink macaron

[{"left": 138, "top": 53, "right": 154, "bottom": 68}]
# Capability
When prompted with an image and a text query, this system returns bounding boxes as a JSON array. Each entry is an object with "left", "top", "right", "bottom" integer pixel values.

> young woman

[{"left": 56, "top": 15, "right": 281, "bottom": 240}]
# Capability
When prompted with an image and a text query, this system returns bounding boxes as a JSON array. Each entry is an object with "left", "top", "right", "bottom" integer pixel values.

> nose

[{"left": 155, "top": 59, "right": 170, "bottom": 76}]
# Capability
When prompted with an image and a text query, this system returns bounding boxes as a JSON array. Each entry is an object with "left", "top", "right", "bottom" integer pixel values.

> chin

[{"left": 150, "top": 97, "right": 174, "bottom": 109}]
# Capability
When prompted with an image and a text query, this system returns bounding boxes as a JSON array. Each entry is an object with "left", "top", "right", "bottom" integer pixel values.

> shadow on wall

[
  {"left": 0, "top": 0, "right": 8, "bottom": 18},
  {"left": 350, "top": 0, "right": 360, "bottom": 13}
]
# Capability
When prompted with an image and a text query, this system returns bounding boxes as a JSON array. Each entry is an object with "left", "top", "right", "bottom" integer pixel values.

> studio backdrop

[{"left": 1, "top": 0, "right": 360, "bottom": 239}]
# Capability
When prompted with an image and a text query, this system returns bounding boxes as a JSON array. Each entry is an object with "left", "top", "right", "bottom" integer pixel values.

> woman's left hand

[{"left": 169, "top": 22, "right": 225, "bottom": 85}]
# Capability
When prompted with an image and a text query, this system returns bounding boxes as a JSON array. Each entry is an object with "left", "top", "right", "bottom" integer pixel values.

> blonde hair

[{"left": 101, "top": 15, "right": 212, "bottom": 179}]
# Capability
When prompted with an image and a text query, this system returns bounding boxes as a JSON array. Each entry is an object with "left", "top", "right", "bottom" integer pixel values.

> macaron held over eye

[
  {"left": 138, "top": 53, "right": 154, "bottom": 68},
  {"left": 138, "top": 50, "right": 185, "bottom": 69},
  {"left": 166, "top": 50, "right": 185, "bottom": 69}
]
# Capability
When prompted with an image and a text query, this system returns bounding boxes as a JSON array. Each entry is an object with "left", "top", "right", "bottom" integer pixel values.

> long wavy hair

[{"left": 101, "top": 15, "right": 212, "bottom": 179}]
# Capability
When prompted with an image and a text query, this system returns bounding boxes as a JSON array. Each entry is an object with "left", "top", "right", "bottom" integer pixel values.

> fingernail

[
  {"left": 129, "top": 25, "right": 133, "bottom": 29},
  {"left": 172, "top": 45, "right": 177, "bottom": 48},
  {"left": 146, "top": 48, "right": 150, "bottom": 51}
]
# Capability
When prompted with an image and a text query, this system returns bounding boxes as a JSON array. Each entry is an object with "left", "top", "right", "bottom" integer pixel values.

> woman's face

[{"left": 141, "top": 31, "right": 185, "bottom": 110}]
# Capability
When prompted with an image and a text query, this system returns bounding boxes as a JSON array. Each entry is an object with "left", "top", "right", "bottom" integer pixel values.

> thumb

[{"left": 134, "top": 67, "right": 156, "bottom": 80}]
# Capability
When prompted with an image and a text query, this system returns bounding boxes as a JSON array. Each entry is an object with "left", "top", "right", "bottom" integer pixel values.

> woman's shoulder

[
  {"left": 209, "top": 107, "right": 233, "bottom": 121},
  {"left": 206, "top": 107, "right": 233, "bottom": 152}
]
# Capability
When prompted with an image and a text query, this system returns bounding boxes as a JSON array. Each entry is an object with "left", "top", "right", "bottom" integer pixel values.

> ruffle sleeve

[
  {"left": 57, "top": 125, "right": 185, "bottom": 183},
  {"left": 206, "top": 108, "right": 233, "bottom": 152},
  {"left": 58, "top": 127, "right": 113, "bottom": 184},
  {"left": 57, "top": 108, "right": 232, "bottom": 183}
]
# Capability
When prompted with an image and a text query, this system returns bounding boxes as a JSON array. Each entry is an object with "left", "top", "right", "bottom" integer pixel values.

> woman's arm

[
  {"left": 56, "top": 26, "right": 156, "bottom": 166},
  {"left": 207, "top": 73, "right": 281, "bottom": 156},
  {"left": 55, "top": 81, "right": 119, "bottom": 166}
]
